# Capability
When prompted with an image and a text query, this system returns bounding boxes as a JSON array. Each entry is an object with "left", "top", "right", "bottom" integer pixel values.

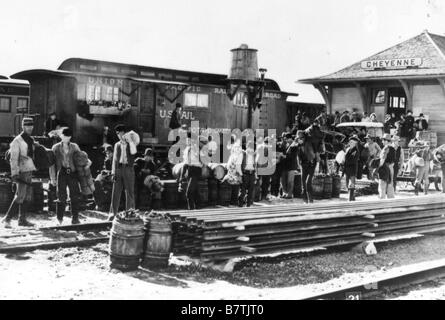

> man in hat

[
  {"left": 295, "top": 130, "right": 316, "bottom": 203},
  {"left": 1, "top": 117, "right": 37, "bottom": 228},
  {"left": 392, "top": 135, "right": 404, "bottom": 192},
  {"left": 415, "top": 113, "right": 428, "bottom": 132},
  {"left": 340, "top": 110, "right": 350, "bottom": 123},
  {"left": 108, "top": 124, "right": 136, "bottom": 220},
  {"left": 169, "top": 103, "right": 183, "bottom": 130},
  {"left": 413, "top": 141, "right": 433, "bottom": 196},
  {"left": 344, "top": 135, "right": 360, "bottom": 201},
  {"left": 378, "top": 134, "right": 396, "bottom": 199},
  {"left": 433, "top": 144, "right": 445, "bottom": 193},
  {"left": 182, "top": 134, "right": 202, "bottom": 210},
  {"left": 239, "top": 141, "right": 256, "bottom": 207},
  {"left": 134, "top": 148, "right": 158, "bottom": 209},
  {"left": 51, "top": 127, "right": 83, "bottom": 225}
]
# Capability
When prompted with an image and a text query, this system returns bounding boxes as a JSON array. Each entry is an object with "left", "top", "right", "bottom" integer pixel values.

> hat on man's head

[
  {"left": 105, "top": 145, "right": 113, "bottom": 153},
  {"left": 392, "top": 135, "right": 401, "bottom": 142},
  {"left": 22, "top": 117, "right": 34, "bottom": 126},
  {"left": 176, "top": 102, "right": 182, "bottom": 109},
  {"left": 382, "top": 133, "right": 392, "bottom": 141},
  {"left": 349, "top": 135, "right": 360, "bottom": 142},
  {"left": 365, "top": 134, "right": 372, "bottom": 140},
  {"left": 419, "top": 113, "right": 424, "bottom": 117},
  {"left": 144, "top": 148, "right": 153, "bottom": 157},
  {"left": 114, "top": 124, "right": 126, "bottom": 133}
]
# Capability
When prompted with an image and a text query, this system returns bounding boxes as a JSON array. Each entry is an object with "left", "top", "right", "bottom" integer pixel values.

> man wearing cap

[
  {"left": 392, "top": 136, "right": 404, "bottom": 192},
  {"left": 108, "top": 125, "right": 136, "bottom": 220},
  {"left": 103, "top": 145, "right": 114, "bottom": 171},
  {"left": 51, "top": 127, "right": 83, "bottom": 225},
  {"left": 280, "top": 133, "right": 298, "bottom": 199},
  {"left": 134, "top": 148, "right": 158, "bottom": 209},
  {"left": 344, "top": 135, "right": 360, "bottom": 201},
  {"left": 378, "top": 134, "right": 396, "bottom": 199},
  {"left": 1, "top": 117, "right": 37, "bottom": 228}
]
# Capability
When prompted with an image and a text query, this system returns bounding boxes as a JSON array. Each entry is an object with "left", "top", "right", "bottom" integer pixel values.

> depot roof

[{"left": 300, "top": 30, "right": 445, "bottom": 84}]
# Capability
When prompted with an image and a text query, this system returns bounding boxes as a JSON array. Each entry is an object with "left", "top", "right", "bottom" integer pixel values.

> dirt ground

[
  {"left": 1, "top": 233, "right": 445, "bottom": 300},
  {"left": 1, "top": 186, "right": 445, "bottom": 300}
]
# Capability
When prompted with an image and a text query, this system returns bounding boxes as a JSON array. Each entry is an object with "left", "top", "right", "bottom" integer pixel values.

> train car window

[
  {"left": 17, "top": 98, "right": 28, "bottom": 111},
  {"left": 184, "top": 93, "right": 209, "bottom": 108},
  {"left": 0, "top": 97, "right": 11, "bottom": 112}
]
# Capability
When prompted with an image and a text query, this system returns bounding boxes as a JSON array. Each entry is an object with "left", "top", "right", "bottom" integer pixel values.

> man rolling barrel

[
  {"left": 1, "top": 117, "right": 37, "bottom": 228},
  {"left": 134, "top": 148, "right": 161, "bottom": 209}
]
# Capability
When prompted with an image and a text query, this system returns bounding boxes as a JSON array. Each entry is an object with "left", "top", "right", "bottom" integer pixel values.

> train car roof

[
  {"left": 0, "top": 76, "right": 29, "bottom": 86},
  {"left": 0, "top": 75, "right": 7, "bottom": 80}
]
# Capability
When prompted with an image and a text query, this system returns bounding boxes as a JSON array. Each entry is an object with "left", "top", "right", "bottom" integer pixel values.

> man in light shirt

[
  {"left": 239, "top": 141, "right": 256, "bottom": 207},
  {"left": 108, "top": 124, "right": 136, "bottom": 221}
]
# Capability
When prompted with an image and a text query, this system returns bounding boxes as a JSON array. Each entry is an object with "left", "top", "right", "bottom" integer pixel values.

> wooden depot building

[{"left": 300, "top": 30, "right": 445, "bottom": 145}]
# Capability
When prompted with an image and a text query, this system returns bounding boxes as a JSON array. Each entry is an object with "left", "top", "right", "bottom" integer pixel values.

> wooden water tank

[{"left": 229, "top": 44, "right": 259, "bottom": 81}]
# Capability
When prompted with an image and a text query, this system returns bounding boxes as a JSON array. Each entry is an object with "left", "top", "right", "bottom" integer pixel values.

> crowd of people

[{"left": 1, "top": 106, "right": 442, "bottom": 229}]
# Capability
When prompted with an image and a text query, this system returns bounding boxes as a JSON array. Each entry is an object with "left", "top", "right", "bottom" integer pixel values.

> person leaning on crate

[
  {"left": 1, "top": 117, "right": 37, "bottom": 228},
  {"left": 134, "top": 148, "right": 159, "bottom": 209},
  {"left": 51, "top": 127, "right": 83, "bottom": 225},
  {"left": 344, "top": 135, "right": 361, "bottom": 201}
]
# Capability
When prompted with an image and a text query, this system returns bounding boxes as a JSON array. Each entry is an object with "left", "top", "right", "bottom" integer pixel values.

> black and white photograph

[{"left": 1, "top": 0, "right": 445, "bottom": 304}]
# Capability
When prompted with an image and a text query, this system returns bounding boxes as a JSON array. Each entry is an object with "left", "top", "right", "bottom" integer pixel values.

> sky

[{"left": 1, "top": 0, "right": 445, "bottom": 103}]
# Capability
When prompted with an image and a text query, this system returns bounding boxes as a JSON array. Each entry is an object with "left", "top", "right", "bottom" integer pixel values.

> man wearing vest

[
  {"left": 108, "top": 125, "right": 136, "bottom": 221},
  {"left": 52, "top": 127, "right": 82, "bottom": 225},
  {"left": 378, "top": 134, "right": 396, "bottom": 199},
  {"left": 1, "top": 117, "right": 36, "bottom": 228},
  {"left": 183, "top": 135, "right": 202, "bottom": 210},
  {"left": 239, "top": 141, "right": 256, "bottom": 207},
  {"left": 344, "top": 135, "right": 360, "bottom": 201}
]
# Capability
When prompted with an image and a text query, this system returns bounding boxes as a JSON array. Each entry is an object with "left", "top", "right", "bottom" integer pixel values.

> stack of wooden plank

[{"left": 167, "top": 195, "right": 445, "bottom": 262}]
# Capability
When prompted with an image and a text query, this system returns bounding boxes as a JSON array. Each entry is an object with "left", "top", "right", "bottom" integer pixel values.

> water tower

[{"left": 226, "top": 44, "right": 267, "bottom": 129}]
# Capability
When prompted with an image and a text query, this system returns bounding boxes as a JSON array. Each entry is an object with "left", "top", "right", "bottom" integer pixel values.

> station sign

[{"left": 361, "top": 58, "right": 423, "bottom": 70}]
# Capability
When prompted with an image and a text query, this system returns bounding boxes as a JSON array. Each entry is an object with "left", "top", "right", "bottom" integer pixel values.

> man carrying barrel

[
  {"left": 51, "top": 127, "right": 83, "bottom": 225},
  {"left": 108, "top": 125, "right": 136, "bottom": 221},
  {"left": 1, "top": 117, "right": 37, "bottom": 228}
]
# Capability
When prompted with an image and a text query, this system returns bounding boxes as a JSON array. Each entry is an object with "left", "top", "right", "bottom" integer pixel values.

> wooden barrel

[
  {"left": 161, "top": 180, "right": 178, "bottom": 209},
  {"left": 198, "top": 179, "right": 209, "bottom": 207},
  {"left": 331, "top": 175, "right": 341, "bottom": 198},
  {"left": 312, "top": 174, "right": 325, "bottom": 199},
  {"left": 109, "top": 218, "right": 145, "bottom": 271},
  {"left": 31, "top": 181, "right": 44, "bottom": 213},
  {"left": 208, "top": 178, "right": 218, "bottom": 205},
  {"left": 218, "top": 182, "right": 232, "bottom": 206},
  {"left": 293, "top": 173, "right": 302, "bottom": 198},
  {"left": 142, "top": 217, "right": 172, "bottom": 269},
  {"left": 0, "top": 179, "right": 13, "bottom": 213},
  {"left": 323, "top": 175, "right": 333, "bottom": 199},
  {"left": 208, "top": 163, "right": 226, "bottom": 181}
]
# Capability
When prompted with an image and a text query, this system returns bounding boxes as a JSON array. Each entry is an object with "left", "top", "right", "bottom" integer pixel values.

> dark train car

[
  {"left": 0, "top": 77, "right": 30, "bottom": 138},
  {"left": 11, "top": 58, "right": 294, "bottom": 151}
]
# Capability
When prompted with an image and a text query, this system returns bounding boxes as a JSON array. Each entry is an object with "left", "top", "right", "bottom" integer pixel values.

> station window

[
  {"left": 184, "top": 93, "right": 209, "bottom": 108},
  {"left": 373, "top": 89, "right": 386, "bottom": 104},
  {"left": 234, "top": 92, "right": 248, "bottom": 108},
  {"left": 17, "top": 98, "right": 28, "bottom": 111},
  {"left": 0, "top": 97, "right": 11, "bottom": 112},
  {"left": 390, "top": 96, "right": 406, "bottom": 109}
]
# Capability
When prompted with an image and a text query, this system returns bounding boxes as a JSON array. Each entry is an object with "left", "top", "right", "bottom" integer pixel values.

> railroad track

[
  {"left": 0, "top": 222, "right": 112, "bottom": 254},
  {"left": 300, "top": 258, "right": 445, "bottom": 300}
]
